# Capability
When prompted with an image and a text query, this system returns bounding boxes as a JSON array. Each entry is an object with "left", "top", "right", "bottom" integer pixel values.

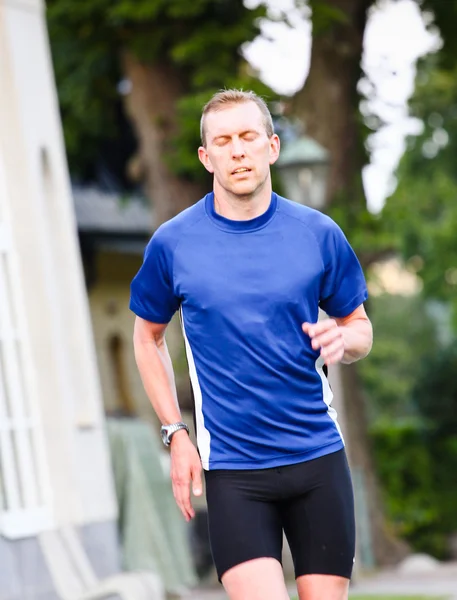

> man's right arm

[
  {"left": 133, "top": 316, "right": 202, "bottom": 521},
  {"left": 133, "top": 316, "right": 181, "bottom": 423}
]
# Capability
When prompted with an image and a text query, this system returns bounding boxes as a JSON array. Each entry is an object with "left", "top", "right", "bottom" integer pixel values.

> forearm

[
  {"left": 134, "top": 336, "right": 182, "bottom": 425},
  {"left": 340, "top": 318, "right": 373, "bottom": 364}
]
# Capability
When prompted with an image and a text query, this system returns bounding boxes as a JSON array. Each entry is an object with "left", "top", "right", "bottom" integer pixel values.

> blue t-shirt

[{"left": 130, "top": 192, "right": 368, "bottom": 470}]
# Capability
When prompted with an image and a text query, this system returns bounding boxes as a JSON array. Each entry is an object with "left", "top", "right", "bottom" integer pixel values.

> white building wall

[{"left": 0, "top": 0, "right": 117, "bottom": 533}]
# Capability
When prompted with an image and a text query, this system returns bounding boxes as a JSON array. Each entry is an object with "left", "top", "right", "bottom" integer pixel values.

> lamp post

[{"left": 275, "top": 135, "right": 330, "bottom": 211}]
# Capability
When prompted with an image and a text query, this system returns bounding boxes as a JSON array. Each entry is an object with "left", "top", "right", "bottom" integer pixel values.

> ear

[
  {"left": 268, "top": 134, "right": 281, "bottom": 166},
  {"left": 198, "top": 146, "right": 214, "bottom": 173}
]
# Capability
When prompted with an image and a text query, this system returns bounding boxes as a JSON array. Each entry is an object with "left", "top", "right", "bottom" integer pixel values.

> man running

[{"left": 130, "top": 89, "right": 373, "bottom": 600}]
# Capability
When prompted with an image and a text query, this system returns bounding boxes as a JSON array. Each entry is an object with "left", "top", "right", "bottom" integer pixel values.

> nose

[{"left": 231, "top": 137, "right": 245, "bottom": 158}]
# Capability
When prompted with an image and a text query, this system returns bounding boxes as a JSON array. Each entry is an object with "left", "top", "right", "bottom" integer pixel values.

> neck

[{"left": 213, "top": 178, "right": 272, "bottom": 221}]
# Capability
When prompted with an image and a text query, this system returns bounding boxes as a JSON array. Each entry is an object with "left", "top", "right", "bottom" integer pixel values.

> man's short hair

[{"left": 200, "top": 89, "right": 274, "bottom": 146}]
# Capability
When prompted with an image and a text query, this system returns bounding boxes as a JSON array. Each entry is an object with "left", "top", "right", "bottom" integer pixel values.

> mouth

[{"left": 231, "top": 167, "right": 252, "bottom": 175}]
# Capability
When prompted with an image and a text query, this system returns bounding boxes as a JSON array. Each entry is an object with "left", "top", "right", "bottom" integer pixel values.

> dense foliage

[
  {"left": 365, "top": 2, "right": 457, "bottom": 557},
  {"left": 46, "top": 0, "right": 273, "bottom": 185},
  {"left": 383, "top": 59, "right": 457, "bottom": 328},
  {"left": 370, "top": 338, "right": 457, "bottom": 558},
  {"left": 360, "top": 294, "right": 457, "bottom": 557}
]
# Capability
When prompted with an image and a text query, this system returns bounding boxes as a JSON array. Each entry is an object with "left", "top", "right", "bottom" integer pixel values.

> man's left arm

[{"left": 302, "top": 304, "right": 373, "bottom": 366}]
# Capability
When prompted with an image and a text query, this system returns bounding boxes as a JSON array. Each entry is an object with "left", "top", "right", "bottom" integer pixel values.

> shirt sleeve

[
  {"left": 129, "top": 230, "right": 180, "bottom": 323},
  {"left": 318, "top": 220, "right": 368, "bottom": 318}
]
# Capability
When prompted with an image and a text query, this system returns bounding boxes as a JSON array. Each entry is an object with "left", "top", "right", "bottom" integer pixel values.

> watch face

[{"left": 161, "top": 427, "right": 169, "bottom": 445}]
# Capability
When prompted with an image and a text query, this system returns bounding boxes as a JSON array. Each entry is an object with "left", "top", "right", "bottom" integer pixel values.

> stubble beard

[{"left": 226, "top": 171, "right": 269, "bottom": 203}]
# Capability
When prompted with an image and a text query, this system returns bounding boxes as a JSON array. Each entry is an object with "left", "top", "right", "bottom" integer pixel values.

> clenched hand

[{"left": 302, "top": 319, "right": 345, "bottom": 366}]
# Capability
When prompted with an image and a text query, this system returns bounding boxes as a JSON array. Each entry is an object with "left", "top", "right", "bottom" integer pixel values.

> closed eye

[
  {"left": 242, "top": 132, "right": 258, "bottom": 141},
  {"left": 213, "top": 136, "right": 230, "bottom": 146}
]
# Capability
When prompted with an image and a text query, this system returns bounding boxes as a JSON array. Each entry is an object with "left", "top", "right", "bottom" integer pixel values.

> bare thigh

[
  {"left": 297, "top": 573, "right": 349, "bottom": 600},
  {"left": 222, "top": 557, "right": 290, "bottom": 600}
]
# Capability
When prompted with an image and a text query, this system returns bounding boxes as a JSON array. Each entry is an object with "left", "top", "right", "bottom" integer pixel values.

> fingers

[
  {"left": 171, "top": 467, "right": 193, "bottom": 521},
  {"left": 302, "top": 319, "right": 336, "bottom": 337},
  {"left": 309, "top": 327, "right": 340, "bottom": 351},
  {"left": 170, "top": 444, "right": 202, "bottom": 522},
  {"left": 302, "top": 320, "right": 344, "bottom": 365},
  {"left": 320, "top": 338, "right": 344, "bottom": 365},
  {"left": 191, "top": 463, "right": 203, "bottom": 498}
]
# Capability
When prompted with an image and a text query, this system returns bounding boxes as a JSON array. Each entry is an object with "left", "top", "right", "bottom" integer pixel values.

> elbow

[
  {"left": 359, "top": 319, "right": 373, "bottom": 359},
  {"left": 342, "top": 320, "right": 373, "bottom": 364},
  {"left": 133, "top": 317, "right": 165, "bottom": 348},
  {"left": 352, "top": 337, "right": 373, "bottom": 363},
  {"left": 364, "top": 320, "right": 374, "bottom": 357},
  {"left": 366, "top": 330, "right": 374, "bottom": 357}
]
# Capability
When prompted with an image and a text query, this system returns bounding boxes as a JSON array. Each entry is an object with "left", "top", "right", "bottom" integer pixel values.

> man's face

[{"left": 198, "top": 102, "right": 280, "bottom": 199}]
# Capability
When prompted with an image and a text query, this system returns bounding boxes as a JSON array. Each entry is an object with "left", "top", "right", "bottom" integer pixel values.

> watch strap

[{"left": 161, "top": 422, "right": 189, "bottom": 446}]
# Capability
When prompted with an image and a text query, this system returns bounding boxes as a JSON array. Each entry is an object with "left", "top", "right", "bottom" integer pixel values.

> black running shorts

[{"left": 204, "top": 449, "right": 355, "bottom": 581}]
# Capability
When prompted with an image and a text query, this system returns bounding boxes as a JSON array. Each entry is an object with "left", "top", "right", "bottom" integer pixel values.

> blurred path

[
  {"left": 177, "top": 560, "right": 457, "bottom": 599},
  {"left": 350, "top": 560, "right": 457, "bottom": 599}
]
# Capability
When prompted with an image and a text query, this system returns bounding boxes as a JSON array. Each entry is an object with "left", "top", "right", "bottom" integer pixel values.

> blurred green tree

[
  {"left": 356, "top": 293, "right": 441, "bottom": 558},
  {"left": 46, "top": 0, "right": 274, "bottom": 224},
  {"left": 383, "top": 61, "right": 457, "bottom": 329},
  {"left": 412, "top": 340, "right": 457, "bottom": 555},
  {"left": 377, "top": 43, "right": 457, "bottom": 553},
  {"left": 359, "top": 293, "right": 439, "bottom": 422},
  {"left": 369, "top": 338, "right": 457, "bottom": 558}
]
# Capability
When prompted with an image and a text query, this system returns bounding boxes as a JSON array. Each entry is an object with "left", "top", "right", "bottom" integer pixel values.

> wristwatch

[{"left": 160, "top": 422, "right": 189, "bottom": 447}]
